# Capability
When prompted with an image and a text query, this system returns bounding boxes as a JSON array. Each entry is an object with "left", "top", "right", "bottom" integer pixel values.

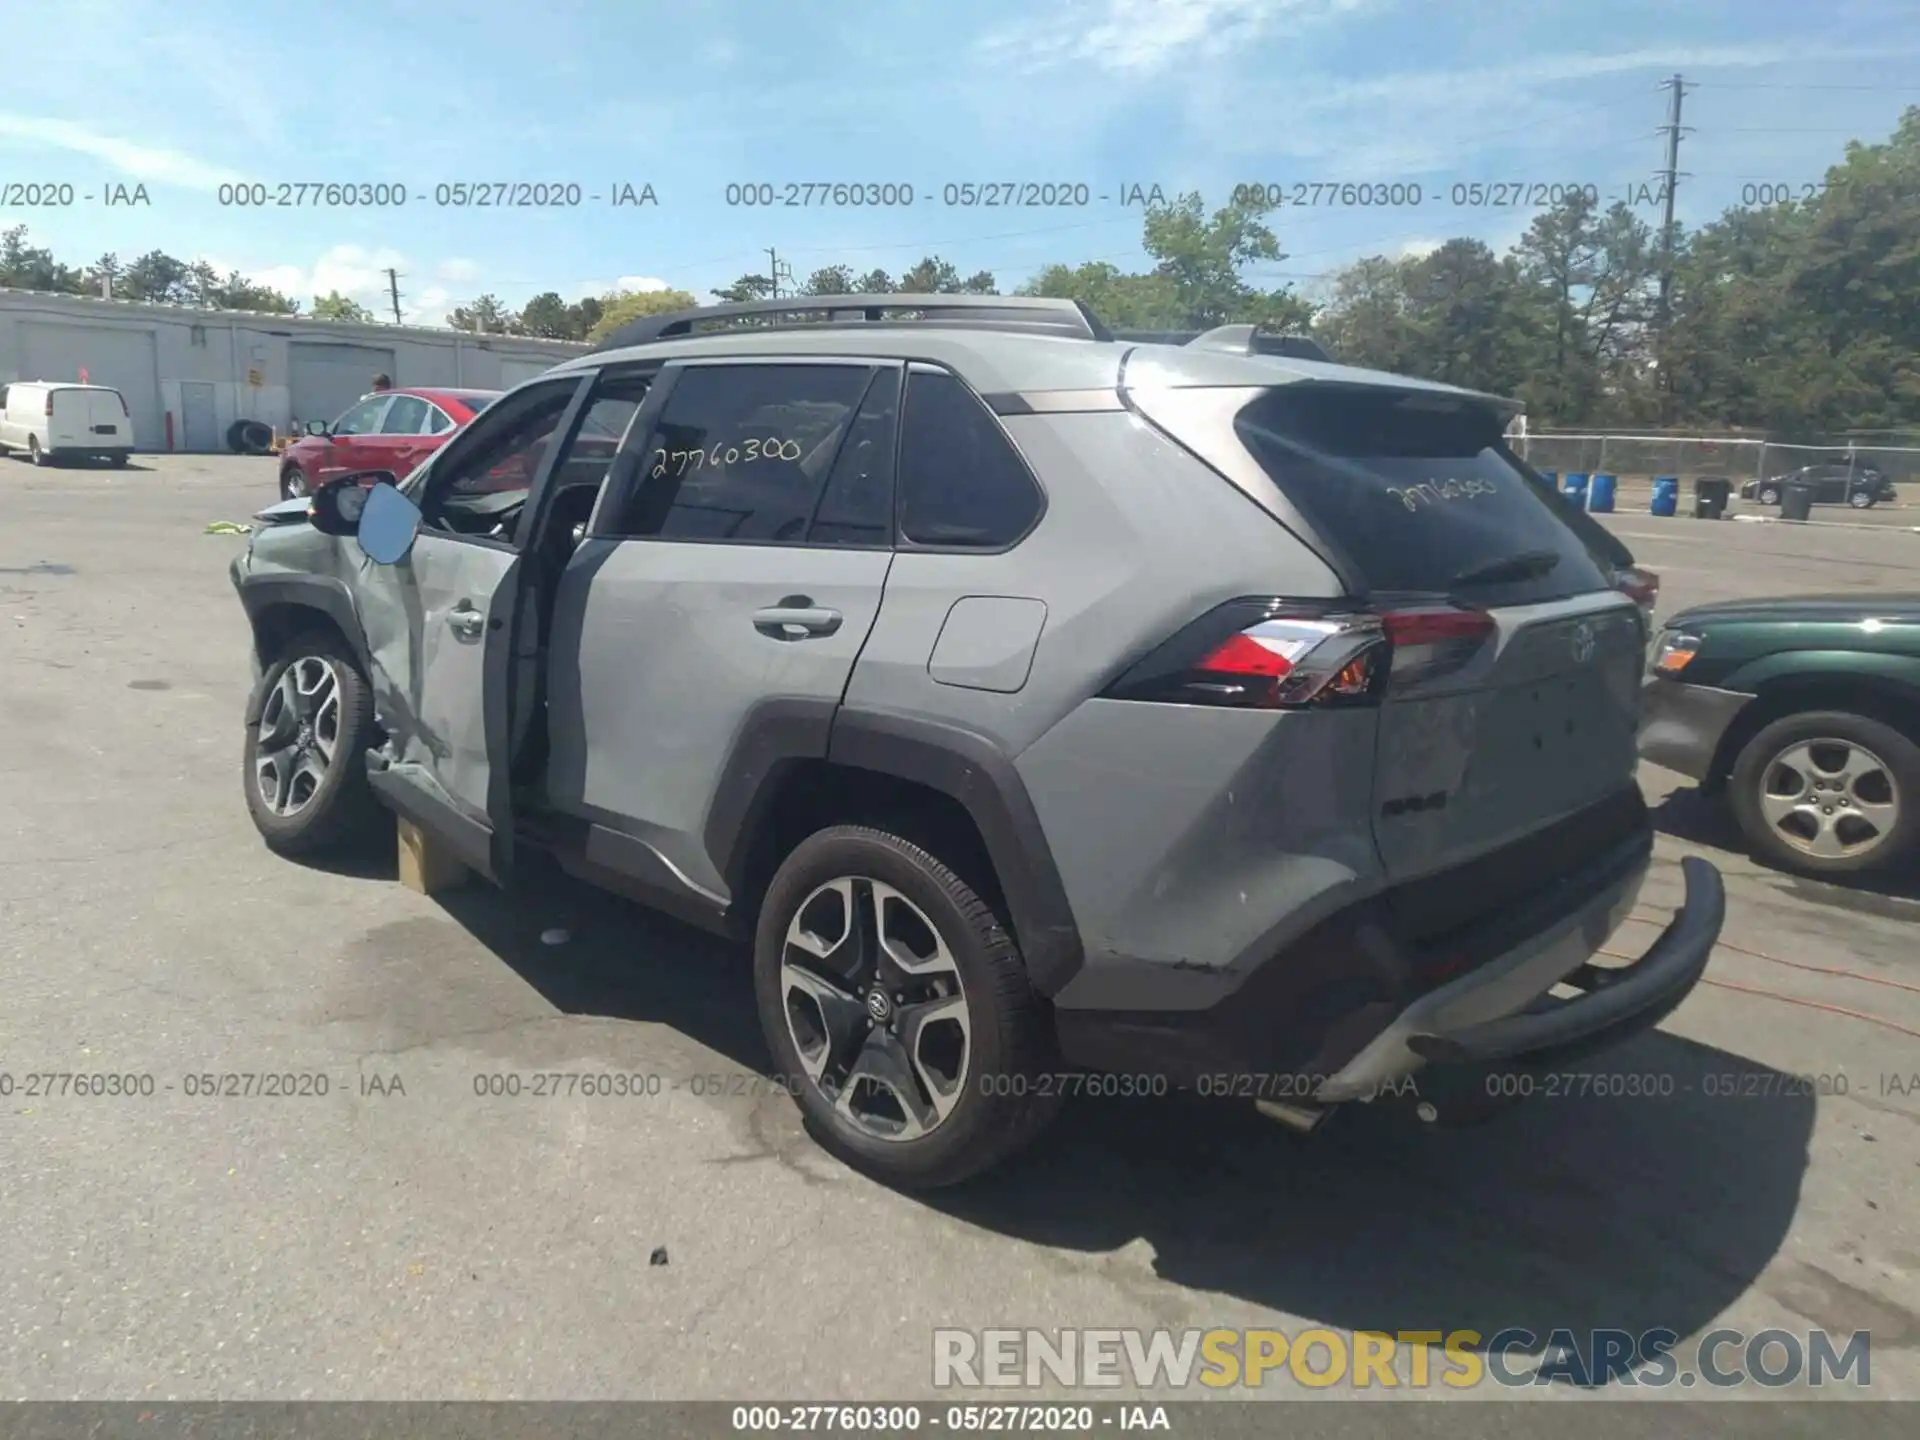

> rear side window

[
  {"left": 380, "top": 396, "right": 430, "bottom": 434},
  {"left": 1235, "top": 388, "right": 1610, "bottom": 605},
  {"left": 611, "top": 364, "right": 874, "bottom": 543},
  {"left": 898, "top": 370, "right": 1043, "bottom": 549}
]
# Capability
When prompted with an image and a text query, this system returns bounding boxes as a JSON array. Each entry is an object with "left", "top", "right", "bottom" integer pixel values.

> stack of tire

[{"left": 226, "top": 420, "right": 275, "bottom": 456}]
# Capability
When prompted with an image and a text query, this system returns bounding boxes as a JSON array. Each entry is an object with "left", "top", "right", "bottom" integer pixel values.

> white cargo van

[{"left": 0, "top": 382, "right": 135, "bottom": 465}]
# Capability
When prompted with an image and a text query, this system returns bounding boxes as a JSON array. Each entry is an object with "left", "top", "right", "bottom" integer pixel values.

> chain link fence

[{"left": 1515, "top": 432, "right": 1920, "bottom": 494}]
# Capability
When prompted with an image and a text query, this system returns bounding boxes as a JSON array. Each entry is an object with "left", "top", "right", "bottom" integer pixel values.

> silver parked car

[{"left": 230, "top": 295, "right": 1724, "bottom": 1188}]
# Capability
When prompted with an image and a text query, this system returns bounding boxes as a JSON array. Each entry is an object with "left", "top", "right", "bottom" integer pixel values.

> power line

[{"left": 1695, "top": 82, "right": 1920, "bottom": 91}]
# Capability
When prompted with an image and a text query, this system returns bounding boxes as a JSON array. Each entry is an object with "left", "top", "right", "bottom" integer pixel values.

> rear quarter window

[{"left": 1235, "top": 388, "right": 1611, "bottom": 605}]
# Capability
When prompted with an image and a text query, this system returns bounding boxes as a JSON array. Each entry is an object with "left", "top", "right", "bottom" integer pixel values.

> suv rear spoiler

[{"left": 1110, "top": 325, "right": 1332, "bottom": 363}]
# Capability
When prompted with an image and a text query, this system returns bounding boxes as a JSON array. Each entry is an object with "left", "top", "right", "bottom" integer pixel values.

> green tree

[
  {"left": 1019, "top": 261, "right": 1181, "bottom": 328},
  {"left": 210, "top": 270, "right": 299, "bottom": 314},
  {"left": 447, "top": 293, "right": 514, "bottom": 333},
  {"left": 312, "top": 290, "right": 376, "bottom": 322},
  {"left": 586, "top": 287, "right": 700, "bottom": 343},
  {"left": 517, "top": 290, "right": 582, "bottom": 339},
  {"left": 896, "top": 256, "right": 998, "bottom": 294},
  {"left": 122, "top": 249, "right": 194, "bottom": 304},
  {"left": 0, "top": 227, "right": 83, "bottom": 293},
  {"left": 1313, "top": 255, "right": 1420, "bottom": 375},
  {"left": 712, "top": 273, "right": 775, "bottom": 303},
  {"left": 801, "top": 265, "right": 857, "bottom": 295},
  {"left": 1141, "top": 190, "right": 1301, "bottom": 328}
]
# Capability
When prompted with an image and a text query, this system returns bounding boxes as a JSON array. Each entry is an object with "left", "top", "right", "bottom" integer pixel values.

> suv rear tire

[
  {"left": 242, "top": 631, "right": 384, "bottom": 858},
  {"left": 753, "top": 825, "right": 1062, "bottom": 1189},
  {"left": 1729, "top": 710, "right": 1920, "bottom": 876}
]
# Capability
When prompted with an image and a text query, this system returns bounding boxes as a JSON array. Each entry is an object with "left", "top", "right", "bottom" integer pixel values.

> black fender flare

[
  {"left": 236, "top": 573, "right": 370, "bottom": 722},
  {"left": 703, "top": 701, "right": 1086, "bottom": 996}
]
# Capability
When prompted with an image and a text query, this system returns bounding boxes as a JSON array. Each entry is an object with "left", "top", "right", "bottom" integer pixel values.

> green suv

[{"left": 1641, "top": 595, "right": 1920, "bottom": 876}]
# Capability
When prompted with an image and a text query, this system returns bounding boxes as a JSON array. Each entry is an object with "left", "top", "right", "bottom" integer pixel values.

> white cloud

[
  {"left": 975, "top": 0, "right": 1371, "bottom": 76},
  {"left": 1394, "top": 237, "right": 1444, "bottom": 260},
  {"left": 436, "top": 258, "right": 483, "bottom": 283},
  {"left": 0, "top": 113, "right": 244, "bottom": 190},
  {"left": 200, "top": 244, "right": 475, "bottom": 323}
]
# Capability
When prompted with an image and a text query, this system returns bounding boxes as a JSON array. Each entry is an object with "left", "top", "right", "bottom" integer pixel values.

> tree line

[{"left": 0, "top": 106, "right": 1911, "bottom": 436}]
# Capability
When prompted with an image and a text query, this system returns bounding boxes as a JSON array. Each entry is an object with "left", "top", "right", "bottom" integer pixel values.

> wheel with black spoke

[
  {"left": 754, "top": 826, "right": 1061, "bottom": 1188},
  {"left": 242, "top": 630, "right": 383, "bottom": 857}
]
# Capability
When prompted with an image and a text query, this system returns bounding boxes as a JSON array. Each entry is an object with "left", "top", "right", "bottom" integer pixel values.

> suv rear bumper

[
  {"left": 1319, "top": 855, "right": 1722, "bottom": 1099},
  {"left": 1055, "top": 807, "right": 1724, "bottom": 1099}
]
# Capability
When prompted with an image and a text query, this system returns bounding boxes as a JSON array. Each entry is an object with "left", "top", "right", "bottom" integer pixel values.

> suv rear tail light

[
  {"left": 45, "top": 393, "right": 54, "bottom": 416},
  {"left": 1380, "top": 605, "right": 1498, "bottom": 685},
  {"left": 1101, "top": 598, "right": 1494, "bottom": 710}
]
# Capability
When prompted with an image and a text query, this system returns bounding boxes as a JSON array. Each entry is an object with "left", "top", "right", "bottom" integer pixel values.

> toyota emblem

[
  {"left": 1569, "top": 621, "right": 1596, "bottom": 664},
  {"left": 866, "top": 990, "right": 892, "bottom": 1022}
]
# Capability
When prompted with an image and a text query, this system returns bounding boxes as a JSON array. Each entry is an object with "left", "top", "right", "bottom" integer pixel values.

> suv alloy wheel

[
  {"left": 1729, "top": 710, "right": 1920, "bottom": 875},
  {"left": 242, "top": 632, "right": 383, "bottom": 856},
  {"left": 753, "top": 826, "right": 1062, "bottom": 1189}
]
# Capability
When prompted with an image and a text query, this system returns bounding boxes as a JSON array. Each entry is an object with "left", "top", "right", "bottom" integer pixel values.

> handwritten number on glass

[
  {"left": 1385, "top": 477, "right": 1498, "bottom": 512},
  {"left": 651, "top": 437, "right": 804, "bottom": 479}
]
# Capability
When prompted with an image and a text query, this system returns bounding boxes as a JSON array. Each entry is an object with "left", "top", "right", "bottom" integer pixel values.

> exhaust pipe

[{"left": 1255, "top": 1098, "right": 1329, "bottom": 1133}]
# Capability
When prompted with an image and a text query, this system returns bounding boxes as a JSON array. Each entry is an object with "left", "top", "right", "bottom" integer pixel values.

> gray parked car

[{"left": 230, "top": 295, "right": 1725, "bottom": 1188}]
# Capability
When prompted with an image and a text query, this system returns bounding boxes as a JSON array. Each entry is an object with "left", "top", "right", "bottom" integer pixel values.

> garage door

[
  {"left": 497, "top": 356, "right": 556, "bottom": 388},
  {"left": 18, "top": 323, "right": 162, "bottom": 449},
  {"left": 288, "top": 342, "right": 396, "bottom": 430}
]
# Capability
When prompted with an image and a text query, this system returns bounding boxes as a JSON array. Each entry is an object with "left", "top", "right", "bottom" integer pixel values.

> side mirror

[
  {"left": 307, "top": 470, "right": 400, "bottom": 538},
  {"left": 305, "top": 419, "right": 329, "bottom": 437},
  {"left": 357, "top": 480, "right": 423, "bottom": 566}
]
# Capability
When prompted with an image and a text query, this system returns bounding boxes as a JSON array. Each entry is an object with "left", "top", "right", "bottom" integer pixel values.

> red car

[{"left": 278, "top": 387, "right": 500, "bottom": 500}]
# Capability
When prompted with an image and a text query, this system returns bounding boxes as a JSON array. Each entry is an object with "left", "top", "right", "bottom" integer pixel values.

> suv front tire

[
  {"left": 753, "top": 825, "right": 1062, "bottom": 1188},
  {"left": 242, "top": 630, "right": 384, "bottom": 857}
]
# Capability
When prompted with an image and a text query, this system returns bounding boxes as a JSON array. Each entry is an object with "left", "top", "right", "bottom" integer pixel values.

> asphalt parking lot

[{"left": 1, "top": 456, "right": 1916, "bottom": 1411}]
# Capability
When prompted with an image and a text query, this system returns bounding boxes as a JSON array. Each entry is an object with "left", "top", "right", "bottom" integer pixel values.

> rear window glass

[{"left": 1235, "top": 388, "right": 1611, "bottom": 604}]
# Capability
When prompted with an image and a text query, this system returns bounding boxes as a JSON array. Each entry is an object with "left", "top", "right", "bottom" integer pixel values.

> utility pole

[
  {"left": 385, "top": 267, "right": 404, "bottom": 324},
  {"left": 1655, "top": 73, "right": 1691, "bottom": 419},
  {"left": 766, "top": 248, "right": 780, "bottom": 299}
]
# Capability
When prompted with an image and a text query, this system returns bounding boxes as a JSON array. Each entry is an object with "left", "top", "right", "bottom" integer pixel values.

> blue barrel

[
  {"left": 1563, "top": 472, "right": 1591, "bottom": 504},
  {"left": 1651, "top": 476, "right": 1679, "bottom": 517},
  {"left": 1588, "top": 472, "right": 1617, "bottom": 513}
]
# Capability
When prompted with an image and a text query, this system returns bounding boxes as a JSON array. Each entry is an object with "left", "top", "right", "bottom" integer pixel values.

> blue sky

[{"left": 2, "top": 0, "right": 1917, "bottom": 325}]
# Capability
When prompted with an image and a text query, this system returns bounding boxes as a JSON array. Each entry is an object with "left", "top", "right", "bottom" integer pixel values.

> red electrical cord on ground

[{"left": 1600, "top": 911, "right": 1920, "bottom": 1042}]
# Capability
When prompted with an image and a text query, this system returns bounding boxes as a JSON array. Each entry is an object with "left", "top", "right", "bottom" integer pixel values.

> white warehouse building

[{"left": 0, "top": 289, "right": 587, "bottom": 452}]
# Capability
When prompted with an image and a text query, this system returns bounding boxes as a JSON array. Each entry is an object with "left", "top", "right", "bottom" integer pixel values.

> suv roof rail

[{"left": 587, "top": 294, "right": 1114, "bottom": 352}]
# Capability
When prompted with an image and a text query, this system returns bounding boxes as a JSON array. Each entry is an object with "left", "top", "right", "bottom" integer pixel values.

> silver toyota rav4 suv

[{"left": 231, "top": 295, "right": 1725, "bottom": 1188}]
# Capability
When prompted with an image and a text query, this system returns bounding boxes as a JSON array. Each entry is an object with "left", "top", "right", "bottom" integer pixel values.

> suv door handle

[
  {"left": 753, "top": 599, "right": 842, "bottom": 641},
  {"left": 448, "top": 603, "right": 486, "bottom": 638}
]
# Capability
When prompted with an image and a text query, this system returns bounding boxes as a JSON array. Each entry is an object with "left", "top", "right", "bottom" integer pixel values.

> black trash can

[
  {"left": 1780, "top": 479, "right": 1815, "bottom": 522},
  {"left": 1694, "top": 476, "right": 1732, "bottom": 519}
]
